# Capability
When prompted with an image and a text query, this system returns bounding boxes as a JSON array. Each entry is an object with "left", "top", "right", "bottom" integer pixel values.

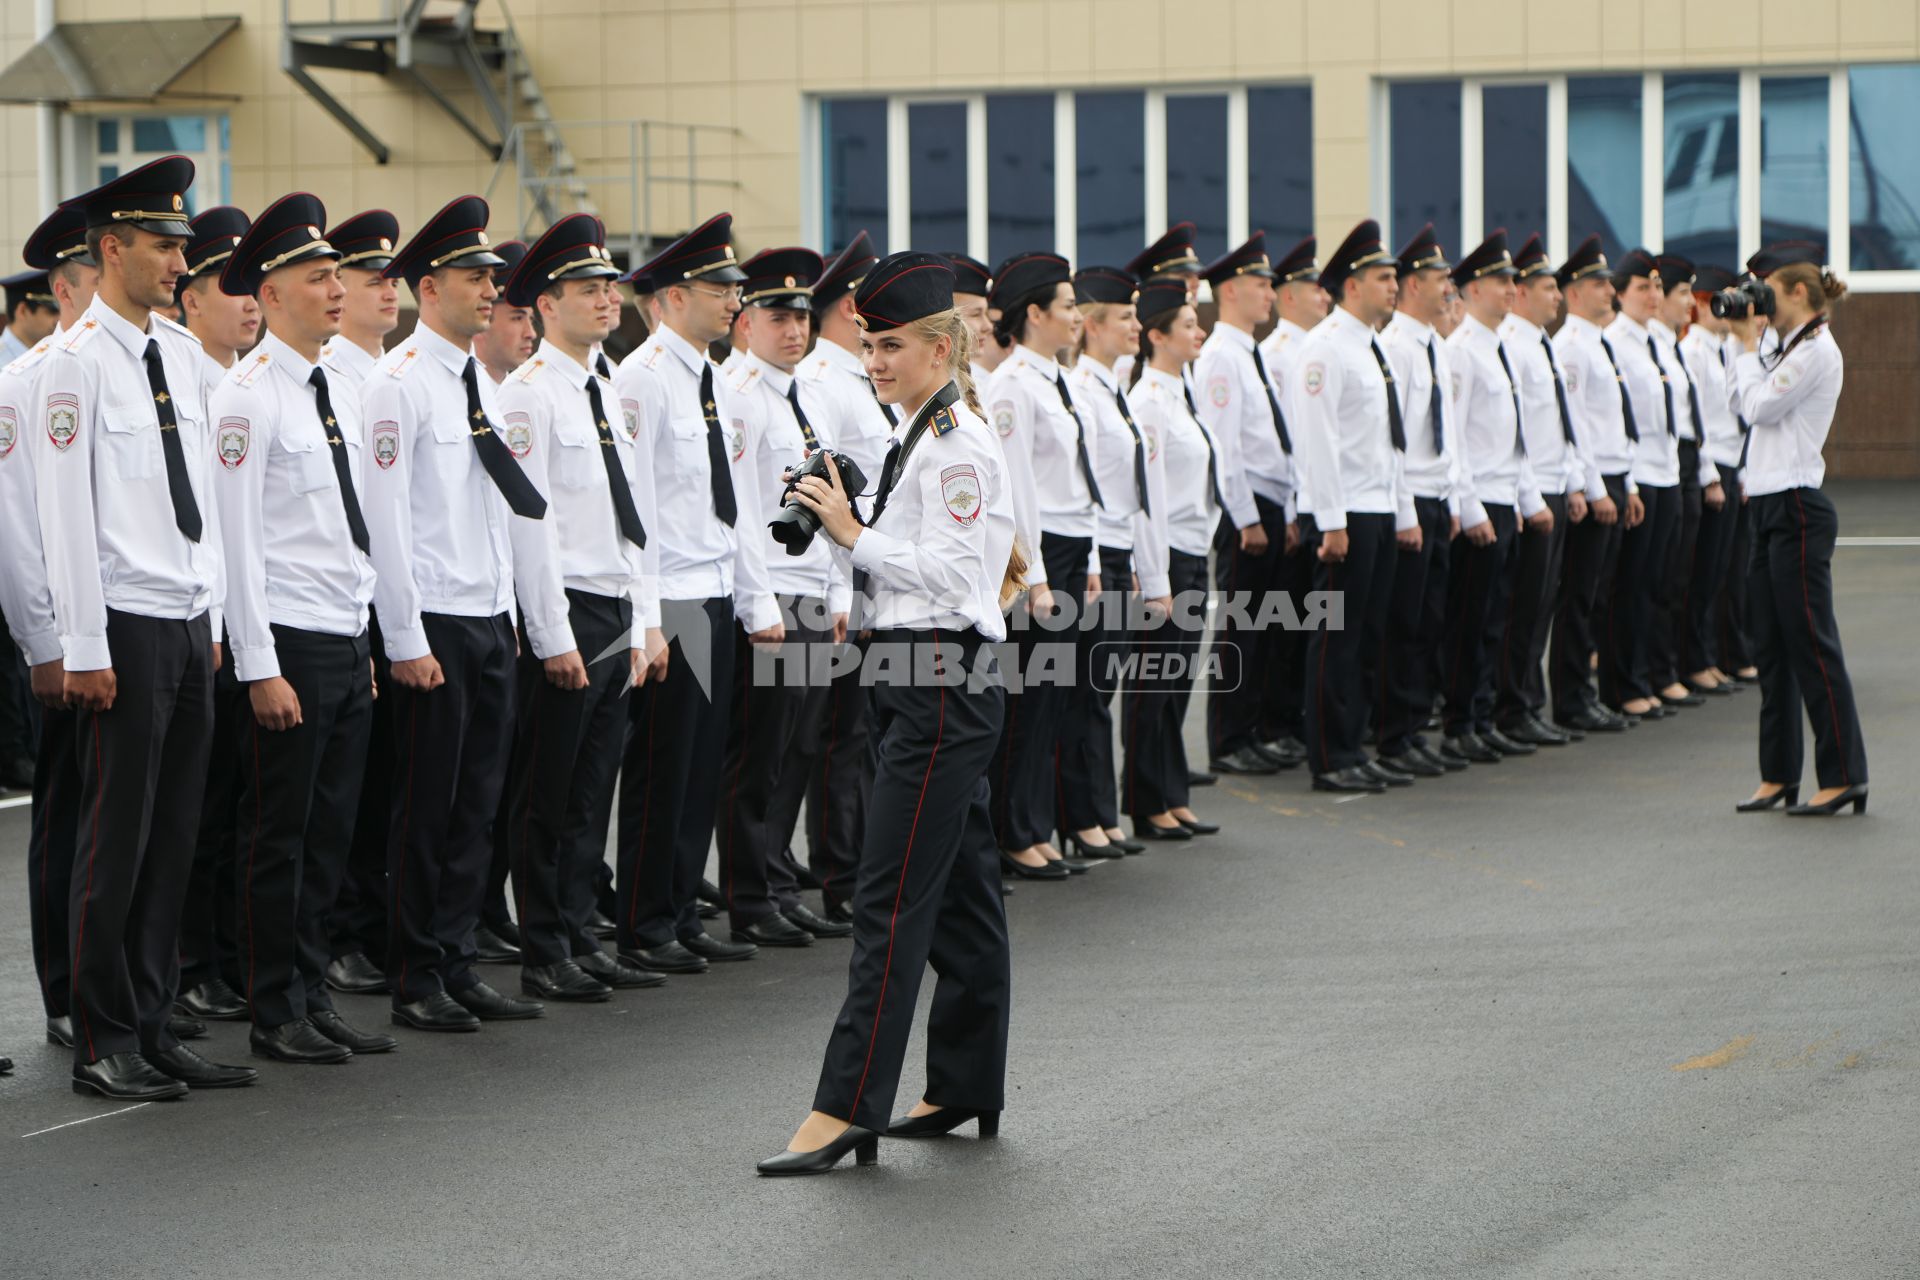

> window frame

[{"left": 79, "top": 110, "right": 228, "bottom": 210}]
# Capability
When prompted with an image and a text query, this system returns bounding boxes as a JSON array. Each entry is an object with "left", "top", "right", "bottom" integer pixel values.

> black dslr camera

[
  {"left": 1709, "top": 278, "right": 1776, "bottom": 320},
  {"left": 770, "top": 449, "right": 869, "bottom": 555}
]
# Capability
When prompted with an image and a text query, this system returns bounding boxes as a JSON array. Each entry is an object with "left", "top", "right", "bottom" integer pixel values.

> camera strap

[{"left": 866, "top": 379, "right": 963, "bottom": 529}]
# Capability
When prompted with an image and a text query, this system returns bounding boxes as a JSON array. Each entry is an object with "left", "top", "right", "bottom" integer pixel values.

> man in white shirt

[{"left": 473, "top": 240, "right": 534, "bottom": 387}]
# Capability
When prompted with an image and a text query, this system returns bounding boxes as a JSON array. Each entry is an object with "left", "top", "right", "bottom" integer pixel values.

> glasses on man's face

[{"left": 685, "top": 283, "right": 743, "bottom": 303}]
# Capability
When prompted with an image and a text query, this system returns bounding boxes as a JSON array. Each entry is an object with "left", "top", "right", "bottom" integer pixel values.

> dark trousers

[
  {"left": 1059, "top": 545, "right": 1131, "bottom": 832},
  {"left": 1748, "top": 489, "right": 1869, "bottom": 790},
  {"left": 1440, "top": 503, "right": 1518, "bottom": 736},
  {"left": 618, "top": 596, "right": 733, "bottom": 950},
  {"left": 1684, "top": 461, "right": 1743, "bottom": 673},
  {"left": 330, "top": 613, "right": 392, "bottom": 963},
  {"left": 385, "top": 612, "right": 516, "bottom": 1004},
  {"left": 1378, "top": 495, "right": 1451, "bottom": 756},
  {"left": 812, "top": 629, "right": 1008, "bottom": 1133},
  {"left": 238, "top": 627, "right": 374, "bottom": 1028},
  {"left": 68, "top": 609, "right": 215, "bottom": 1064},
  {"left": 1206, "top": 494, "right": 1286, "bottom": 757},
  {"left": 1122, "top": 548, "right": 1206, "bottom": 820},
  {"left": 1497, "top": 491, "right": 1569, "bottom": 724},
  {"left": 29, "top": 706, "right": 79, "bottom": 1018},
  {"left": 1718, "top": 487, "right": 1754, "bottom": 671},
  {"left": 179, "top": 649, "right": 244, "bottom": 993},
  {"left": 988, "top": 533, "right": 1085, "bottom": 850},
  {"left": 0, "top": 630, "right": 30, "bottom": 763},
  {"left": 1261, "top": 534, "right": 1315, "bottom": 745},
  {"left": 807, "top": 648, "right": 872, "bottom": 911},
  {"left": 717, "top": 595, "right": 834, "bottom": 930},
  {"left": 1602, "top": 482, "right": 1679, "bottom": 705},
  {"left": 1303, "top": 512, "right": 1396, "bottom": 773},
  {"left": 1552, "top": 474, "right": 1627, "bottom": 719},
  {"left": 1650, "top": 444, "right": 1705, "bottom": 689}
]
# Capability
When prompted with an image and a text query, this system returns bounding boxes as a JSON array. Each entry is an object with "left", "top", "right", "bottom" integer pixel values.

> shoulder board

[
  {"left": 384, "top": 346, "right": 422, "bottom": 380},
  {"left": 154, "top": 312, "right": 198, "bottom": 342},
  {"left": 724, "top": 362, "right": 760, "bottom": 393},
  {"left": 929, "top": 404, "right": 961, "bottom": 438},
  {"left": 59, "top": 318, "right": 103, "bottom": 354},
  {"left": 231, "top": 349, "right": 273, "bottom": 389},
  {"left": 640, "top": 345, "right": 664, "bottom": 370},
  {"left": 509, "top": 357, "right": 546, "bottom": 385},
  {"left": 5, "top": 338, "right": 54, "bottom": 378},
  {"left": 799, "top": 357, "right": 830, "bottom": 381}
]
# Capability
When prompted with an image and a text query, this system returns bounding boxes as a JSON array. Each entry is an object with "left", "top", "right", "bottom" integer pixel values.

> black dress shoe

[
  {"left": 168, "top": 1013, "right": 207, "bottom": 1041},
  {"left": 252, "top": 1018, "right": 353, "bottom": 1064},
  {"left": 1257, "top": 736, "right": 1309, "bottom": 767},
  {"left": 681, "top": 931, "right": 757, "bottom": 962},
  {"left": 151, "top": 1044, "right": 259, "bottom": 1088},
  {"left": 72, "top": 1052, "right": 188, "bottom": 1101},
  {"left": 620, "top": 941, "right": 709, "bottom": 974},
  {"left": 1051, "top": 856, "right": 1094, "bottom": 875},
  {"left": 825, "top": 900, "right": 854, "bottom": 925},
  {"left": 1134, "top": 821, "right": 1192, "bottom": 841},
  {"left": 489, "top": 918, "right": 523, "bottom": 947},
  {"left": 886, "top": 1107, "right": 1001, "bottom": 1138},
  {"left": 1066, "top": 833, "right": 1126, "bottom": 859},
  {"left": 1441, "top": 734, "right": 1499, "bottom": 764},
  {"left": 587, "top": 910, "right": 618, "bottom": 941},
  {"left": 1106, "top": 833, "right": 1147, "bottom": 854},
  {"left": 1479, "top": 726, "right": 1536, "bottom": 756},
  {"left": 309, "top": 1009, "right": 398, "bottom": 1053},
  {"left": 784, "top": 903, "right": 854, "bottom": 938},
  {"left": 1360, "top": 760, "right": 1414, "bottom": 787},
  {"left": 791, "top": 858, "right": 824, "bottom": 892},
  {"left": 450, "top": 981, "right": 544, "bottom": 1020},
  {"left": 325, "top": 952, "right": 390, "bottom": 995},
  {"left": 732, "top": 913, "right": 813, "bottom": 948},
  {"left": 176, "top": 978, "right": 248, "bottom": 1020},
  {"left": 1735, "top": 785, "right": 1798, "bottom": 813},
  {"left": 1685, "top": 678, "right": 1733, "bottom": 697},
  {"left": 696, "top": 902, "right": 722, "bottom": 920},
  {"left": 1558, "top": 705, "right": 1625, "bottom": 733},
  {"left": 390, "top": 992, "right": 481, "bottom": 1032},
  {"left": 1530, "top": 711, "right": 1581, "bottom": 742},
  {"left": 1412, "top": 741, "right": 1466, "bottom": 773},
  {"left": 47, "top": 1015, "right": 74, "bottom": 1049},
  {"left": 1786, "top": 785, "right": 1868, "bottom": 817},
  {"left": 1312, "top": 766, "right": 1386, "bottom": 794},
  {"left": 1500, "top": 718, "right": 1567, "bottom": 747},
  {"left": 1187, "top": 770, "right": 1217, "bottom": 787},
  {"left": 1378, "top": 750, "right": 1444, "bottom": 779},
  {"left": 697, "top": 877, "right": 724, "bottom": 906},
  {"left": 1663, "top": 690, "right": 1706, "bottom": 708},
  {"left": 471, "top": 924, "right": 521, "bottom": 964},
  {"left": 0, "top": 1054, "right": 10, "bottom": 1074},
  {"left": 1209, "top": 746, "right": 1280, "bottom": 775},
  {"left": 576, "top": 949, "right": 668, "bottom": 988},
  {"left": 999, "top": 850, "right": 1070, "bottom": 880},
  {"left": 1176, "top": 817, "right": 1221, "bottom": 835},
  {"left": 521, "top": 960, "right": 613, "bottom": 1002},
  {"left": 756, "top": 1124, "right": 881, "bottom": 1176}
]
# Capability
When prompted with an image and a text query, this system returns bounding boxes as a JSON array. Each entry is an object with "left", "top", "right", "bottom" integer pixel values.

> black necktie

[
  {"left": 1053, "top": 371, "right": 1105, "bottom": 507},
  {"left": 142, "top": 338, "right": 202, "bottom": 541},
  {"left": 1248, "top": 344, "right": 1293, "bottom": 455},
  {"left": 1540, "top": 335, "right": 1577, "bottom": 448},
  {"left": 1368, "top": 338, "right": 1406, "bottom": 452},
  {"left": 1494, "top": 340, "right": 1526, "bottom": 458},
  {"left": 864, "top": 374, "right": 898, "bottom": 428},
  {"left": 1424, "top": 338, "right": 1445, "bottom": 454},
  {"left": 1675, "top": 346, "right": 1705, "bottom": 443},
  {"left": 1598, "top": 335, "right": 1640, "bottom": 443},
  {"left": 585, "top": 375, "right": 646, "bottom": 547},
  {"left": 697, "top": 363, "right": 738, "bottom": 526},
  {"left": 461, "top": 357, "right": 547, "bottom": 518},
  {"left": 308, "top": 367, "right": 370, "bottom": 554},
  {"left": 1718, "top": 344, "right": 1750, "bottom": 435},
  {"left": 1645, "top": 335, "right": 1677, "bottom": 437},
  {"left": 595, "top": 350, "right": 613, "bottom": 380},
  {"left": 1110, "top": 384, "right": 1150, "bottom": 515},
  {"left": 786, "top": 382, "right": 820, "bottom": 450},
  {"left": 866, "top": 381, "right": 962, "bottom": 529},
  {"left": 1182, "top": 379, "right": 1227, "bottom": 509}
]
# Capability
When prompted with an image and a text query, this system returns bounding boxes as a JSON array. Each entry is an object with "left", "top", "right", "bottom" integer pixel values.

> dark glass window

[
  {"left": 908, "top": 101, "right": 968, "bottom": 254},
  {"left": 988, "top": 94, "right": 1056, "bottom": 262},
  {"left": 1166, "top": 94, "right": 1229, "bottom": 261},
  {"left": 1390, "top": 81, "right": 1461, "bottom": 255},
  {"left": 1482, "top": 84, "right": 1548, "bottom": 243},
  {"left": 1076, "top": 90, "right": 1145, "bottom": 267},
  {"left": 1849, "top": 64, "right": 1920, "bottom": 270},
  {"left": 821, "top": 98, "right": 889, "bottom": 255},
  {"left": 1760, "top": 76, "right": 1829, "bottom": 262},
  {"left": 1567, "top": 76, "right": 1642, "bottom": 260},
  {"left": 1663, "top": 74, "right": 1738, "bottom": 266},
  {"left": 1247, "top": 85, "right": 1312, "bottom": 248}
]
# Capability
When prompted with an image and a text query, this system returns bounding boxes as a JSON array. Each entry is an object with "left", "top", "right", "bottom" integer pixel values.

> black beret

[
  {"left": 1655, "top": 254, "right": 1695, "bottom": 290},
  {"left": 1745, "top": 240, "right": 1822, "bottom": 279},
  {"left": 944, "top": 252, "right": 992, "bottom": 297},
  {"left": 1613, "top": 247, "right": 1659, "bottom": 282},
  {"left": 1072, "top": 266, "right": 1138, "bottom": 306},
  {"left": 1691, "top": 264, "right": 1738, "bottom": 293},
  {"left": 1135, "top": 278, "right": 1192, "bottom": 322},
  {"left": 988, "top": 251, "right": 1071, "bottom": 312}
]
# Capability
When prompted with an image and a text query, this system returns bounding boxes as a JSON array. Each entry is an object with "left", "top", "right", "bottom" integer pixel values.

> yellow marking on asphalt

[
  {"left": 1772, "top": 1029, "right": 1846, "bottom": 1068},
  {"left": 1839, "top": 1052, "right": 1863, "bottom": 1069},
  {"left": 1672, "top": 1035, "right": 1756, "bottom": 1072}
]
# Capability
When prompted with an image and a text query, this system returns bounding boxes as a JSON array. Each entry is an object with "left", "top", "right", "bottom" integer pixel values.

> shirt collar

[
  {"left": 84, "top": 294, "right": 153, "bottom": 358},
  {"left": 1141, "top": 364, "right": 1184, "bottom": 395},
  {"left": 1460, "top": 313, "right": 1498, "bottom": 344},
  {"left": 411, "top": 319, "right": 474, "bottom": 376},
  {"left": 1649, "top": 318, "right": 1676, "bottom": 340},
  {"left": 1387, "top": 311, "right": 1434, "bottom": 342},
  {"left": 1074, "top": 353, "right": 1117, "bottom": 391},
  {"left": 1210, "top": 321, "right": 1254, "bottom": 351},
  {"left": 814, "top": 336, "right": 864, "bottom": 375},
  {"left": 323, "top": 335, "right": 378, "bottom": 374},
  {"left": 532, "top": 338, "right": 589, "bottom": 386},
  {"left": 1610, "top": 312, "right": 1649, "bottom": 339},
  {"left": 1015, "top": 343, "right": 1064, "bottom": 375},
  {"left": 654, "top": 322, "right": 712, "bottom": 376},
  {"left": 744, "top": 349, "right": 794, "bottom": 395},
  {"left": 1502, "top": 313, "right": 1543, "bottom": 340},
  {"left": 258, "top": 329, "right": 317, "bottom": 388}
]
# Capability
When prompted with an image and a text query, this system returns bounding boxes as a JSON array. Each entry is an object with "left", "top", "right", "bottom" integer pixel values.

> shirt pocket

[
  {"left": 550, "top": 417, "right": 599, "bottom": 491},
  {"left": 277, "top": 431, "right": 337, "bottom": 496},
  {"left": 429, "top": 404, "right": 469, "bottom": 447},
  {"left": 101, "top": 400, "right": 162, "bottom": 481},
  {"left": 668, "top": 417, "right": 709, "bottom": 481}
]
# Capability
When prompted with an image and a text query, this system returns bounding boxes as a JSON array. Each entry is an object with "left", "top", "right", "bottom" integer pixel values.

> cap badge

[
  {"left": 380, "top": 237, "right": 393, "bottom": 251},
  {"left": 172, "top": 194, "right": 184, "bottom": 212}
]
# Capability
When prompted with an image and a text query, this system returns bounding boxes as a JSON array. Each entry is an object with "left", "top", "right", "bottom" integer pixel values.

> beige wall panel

[
  {"left": 1761, "top": 0, "right": 1840, "bottom": 55},
  {"left": 1598, "top": 0, "right": 1646, "bottom": 62},
  {"left": 731, "top": 4, "right": 799, "bottom": 82},
  {"left": 1162, "top": 0, "right": 1234, "bottom": 77},
  {"left": 1524, "top": 0, "right": 1602, "bottom": 61},
  {"left": 1043, "top": 0, "right": 1095, "bottom": 77},
  {"left": 1839, "top": 0, "right": 1920, "bottom": 53},
  {"left": 603, "top": 13, "right": 671, "bottom": 88},
  {"left": 799, "top": 3, "right": 866, "bottom": 82},
  {"left": 934, "top": 0, "right": 1003, "bottom": 81},
  {"left": 1681, "top": 0, "right": 1761, "bottom": 58},
  {"left": 1229, "top": 0, "right": 1309, "bottom": 77},
  {"left": 1305, "top": 0, "right": 1378, "bottom": 66},
  {"left": 867, "top": 2, "right": 933, "bottom": 82}
]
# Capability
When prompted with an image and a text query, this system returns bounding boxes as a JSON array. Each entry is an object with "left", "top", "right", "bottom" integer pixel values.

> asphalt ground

[{"left": 2, "top": 481, "right": 1915, "bottom": 1279}]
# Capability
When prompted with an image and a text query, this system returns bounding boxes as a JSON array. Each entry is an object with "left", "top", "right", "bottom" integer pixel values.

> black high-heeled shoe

[
  {"left": 1786, "top": 786, "right": 1868, "bottom": 817},
  {"left": 999, "top": 850, "right": 1070, "bottom": 880},
  {"left": 1134, "top": 821, "right": 1192, "bottom": 842},
  {"left": 1066, "top": 833, "right": 1125, "bottom": 860},
  {"left": 756, "top": 1124, "right": 881, "bottom": 1176},
  {"left": 1176, "top": 817, "right": 1220, "bottom": 835},
  {"left": 1102, "top": 831, "right": 1147, "bottom": 855},
  {"left": 1735, "top": 786, "right": 1797, "bottom": 813},
  {"left": 886, "top": 1107, "right": 1001, "bottom": 1138}
]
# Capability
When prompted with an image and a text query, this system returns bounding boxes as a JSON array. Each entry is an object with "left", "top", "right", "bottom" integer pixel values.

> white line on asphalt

[
  {"left": 1333, "top": 794, "right": 1368, "bottom": 804},
  {"left": 21, "top": 1103, "right": 152, "bottom": 1138},
  {"left": 0, "top": 794, "right": 30, "bottom": 810},
  {"left": 1838, "top": 536, "right": 1920, "bottom": 546}
]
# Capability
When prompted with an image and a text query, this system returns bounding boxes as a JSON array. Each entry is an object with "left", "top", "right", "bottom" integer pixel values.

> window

[
  {"left": 1567, "top": 77, "right": 1641, "bottom": 261},
  {"left": 820, "top": 98, "right": 888, "bottom": 255},
  {"left": 1247, "top": 85, "right": 1312, "bottom": 248},
  {"left": 90, "top": 113, "right": 227, "bottom": 214},
  {"left": 907, "top": 102, "right": 967, "bottom": 253},
  {"left": 1761, "top": 77, "right": 1829, "bottom": 262},
  {"left": 1847, "top": 64, "right": 1920, "bottom": 271},
  {"left": 1482, "top": 84, "right": 1548, "bottom": 242},
  {"left": 1390, "top": 81, "right": 1461, "bottom": 256},
  {"left": 1166, "top": 95, "right": 1229, "bottom": 261},
  {"left": 1076, "top": 91, "right": 1145, "bottom": 268},
  {"left": 1663, "top": 74, "right": 1738, "bottom": 266},
  {"left": 987, "top": 94, "right": 1054, "bottom": 263}
]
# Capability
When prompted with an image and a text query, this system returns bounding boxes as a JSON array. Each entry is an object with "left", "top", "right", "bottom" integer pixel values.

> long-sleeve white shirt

[
  {"left": 1380, "top": 310, "right": 1464, "bottom": 526},
  {"left": 1197, "top": 320, "right": 1292, "bottom": 529},
  {"left": 1554, "top": 314, "right": 1638, "bottom": 495},
  {"left": 0, "top": 329, "right": 63, "bottom": 665},
  {"left": 1732, "top": 319, "right": 1844, "bottom": 497},
  {"left": 1608, "top": 313, "right": 1680, "bottom": 487},
  {"left": 1682, "top": 328, "right": 1745, "bottom": 470},
  {"left": 1070, "top": 355, "right": 1170, "bottom": 596},
  {"left": 985, "top": 343, "right": 1100, "bottom": 583},
  {"left": 725, "top": 350, "right": 848, "bottom": 611},
  {"left": 1289, "top": 306, "right": 1404, "bottom": 529},
  {"left": 319, "top": 333, "right": 380, "bottom": 401},
  {"left": 1448, "top": 313, "right": 1543, "bottom": 524},
  {"left": 1499, "top": 312, "right": 1584, "bottom": 498},
  {"left": 1658, "top": 321, "right": 1718, "bottom": 487},
  {"left": 1130, "top": 364, "right": 1221, "bottom": 560}
]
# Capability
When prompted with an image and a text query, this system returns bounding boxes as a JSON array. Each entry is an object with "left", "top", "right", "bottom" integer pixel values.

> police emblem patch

[
  {"left": 620, "top": 399, "right": 640, "bottom": 440},
  {"left": 731, "top": 419, "right": 747, "bottom": 460},
  {"left": 372, "top": 421, "right": 401, "bottom": 470},
  {"left": 992, "top": 403, "right": 1015, "bottom": 438},
  {"left": 504, "top": 412, "right": 534, "bottom": 459},
  {"left": 1771, "top": 365, "right": 1798, "bottom": 393},
  {"left": 941, "top": 463, "right": 981, "bottom": 526},
  {"left": 1145, "top": 423, "right": 1160, "bottom": 462},
  {"left": 0, "top": 407, "right": 15, "bottom": 458},
  {"left": 1564, "top": 364, "right": 1580, "bottom": 395},
  {"left": 1208, "top": 375, "right": 1231, "bottom": 408},
  {"left": 46, "top": 393, "right": 78, "bottom": 451},
  {"left": 1303, "top": 363, "right": 1326, "bottom": 397},
  {"left": 216, "top": 417, "right": 250, "bottom": 470},
  {"left": 1451, "top": 370, "right": 1462, "bottom": 401}
]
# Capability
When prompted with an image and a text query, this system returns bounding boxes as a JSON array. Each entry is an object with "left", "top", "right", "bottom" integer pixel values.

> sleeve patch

[
  {"left": 503, "top": 410, "right": 534, "bottom": 458},
  {"left": 1770, "top": 365, "right": 1799, "bottom": 394},
  {"left": 941, "top": 463, "right": 982, "bottom": 526},
  {"left": 216, "top": 417, "right": 250, "bottom": 469},
  {"left": 730, "top": 418, "right": 747, "bottom": 461},
  {"left": 1207, "top": 374, "right": 1231, "bottom": 408},
  {"left": 0, "top": 406, "right": 16, "bottom": 458},
  {"left": 46, "top": 392, "right": 79, "bottom": 451},
  {"left": 1303, "top": 362, "right": 1327, "bottom": 397},
  {"left": 372, "top": 421, "right": 401, "bottom": 469},
  {"left": 620, "top": 398, "right": 640, "bottom": 441},
  {"left": 991, "top": 401, "right": 1015, "bottom": 437}
]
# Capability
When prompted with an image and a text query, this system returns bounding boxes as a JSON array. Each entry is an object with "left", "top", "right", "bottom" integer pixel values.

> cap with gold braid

[
  {"left": 22, "top": 206, "right": 96, "bottom": 271},
  {"left": 1, "top": 270, "right": 54, "bottom": 314},
  {"left": 60, "top": 154, "right": 195, "bottom": 239},
  {"left": 812, "top": 230, "right": 877, "bottom": 309},
  {"left": 1450, "top": 229, "right": 1518, "bottom": 287},
  {"left": 326, "top": 209, "right": 400, "bottom": 274},
  {"left": 1554, "top": 234, "right": 1610, "bottom": 287},
  {"left": 1272, "top": 236, "right": 1320, "bottom": 286},
  {"left": 1126, "top": 222, "right": 1202, "bottom": 281},
  {"left": 221, "top": 194, "right": 338, "bottom": 297},
  {"left": 737, "top": 246, "right": 823, "bottom": 311},
  {"left": 180, "top": 206, "right": 252, "bottom": 291},
  {"left": 382, "top": 195, "right": 505, "bottom": 285},
  {"left": 1513, "top": 233, "right": 1553, "bottom": 280},
  {"left": 1202, "top": 231, "right": 1278, "bottom": 288},
  {"left": 491, "top": 241, "right": 528, "bottom": 290},
  {"left": 620, "top": 211, "right": 746, "bottom": 291},
  {"left": 504, "top": 213, "right": 622, "bottom": 308},
  {"left": 1396, "top": 223, "right": 1451, "bottom": 275},
  {"left": 1319, "top": 219, "right": 1398, "bottom": 294}
]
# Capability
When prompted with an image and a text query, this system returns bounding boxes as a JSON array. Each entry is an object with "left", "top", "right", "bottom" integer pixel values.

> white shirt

[
  {"left": 1130, "top": 364, "right": 1220, "bottom": 560},
  {"left": 1070, "top": 355, "right": 1170, "bottom": 595},
  {"left": 1683, "top": 328, "right": 1745, "bottom": 470},
  {"left": 0, "top": 328, "right": 28, "bottom": 365},
  {"left": 1289, "top": 306, "right": 1404, "bottom": 529},
  {"left": 1607, "top": 313, "right": 1679, "bottom": 487},
  {"left": 498, "top": 340, "right": 661, "bottom": 660},
  {"left": 1448, "top": 314, "right": 1543, "bottom": 524},
  {"left": 1380, "top": 311, "right": 1464, "bottom": 524},
  {"left": 0, "top": 329, "right": 63, "bottom": 665},
  {"left": 1499, "top": 313, "right": 1583, "bottom": 498},
  {"left": 30, "top": 295, "right": 224, "bottom": 671},
  {"left": 1554, "top": 314, "right": 1637, "bottom": 495},
  {"left": 1733, "top": 320, "right": 1844, "bottom": 497},
  {"left": 1658, "top": 321, "right": 1718, "bottom": 488},
  {"left": 208, "top": 329, "right": 377, "bottom": 681},
  {"left": 841, "top": 387, "right": 1015, "bottom": 641},
  {"left": 1197, "top": 320, "right": 1291, "bottom": 529},
  {"left": 320, "top": 334, "right": 380, "bottom": 402},
  {"left": 985, "top": 344, "right": 1100, "bottom": 584},
  {"left": 612, "top": 323, "right": 777, "bottom": 632},
  {"left": 359, "top": 320, "right": 518, "bottom": 662},
  {"left": 794, "top": 336, "right": 893, "bottom": 516},
  {"left": 725, "top": 350, "right": 849, "bottom": 611}
]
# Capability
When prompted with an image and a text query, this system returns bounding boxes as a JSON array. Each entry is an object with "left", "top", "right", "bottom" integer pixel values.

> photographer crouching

[{"left": 1723, "top": 245, "right": 1869, "bottom": 817}]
